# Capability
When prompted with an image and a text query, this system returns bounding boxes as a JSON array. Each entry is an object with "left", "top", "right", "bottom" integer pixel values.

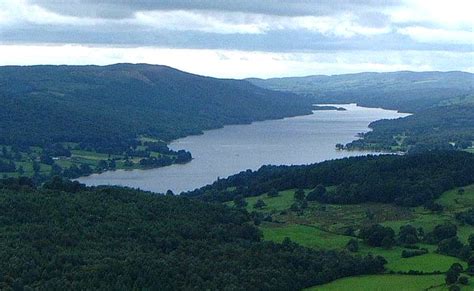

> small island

[{"left": 313, "top": 105, "right": 347, "bottom": 111}]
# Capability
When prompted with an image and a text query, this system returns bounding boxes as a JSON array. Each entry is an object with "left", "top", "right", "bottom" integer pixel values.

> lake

[{"left": 78, "top": 104, "right": 408, "bottom": 193}]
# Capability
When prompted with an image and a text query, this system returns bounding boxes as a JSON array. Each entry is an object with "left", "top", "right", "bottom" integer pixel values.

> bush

[
  {"left": 346, "top": 239, "right": 359, "bottom": 252},
  {"left": 360, "top": 224, "right": 395, "bottom": 248},
  {"left": 267, "top": 189, "right": 279, "bottom": 197},
  {"left": 425, "top": 223, "right": 457, "bottom": 244},
  {"left": 401, "top": 249, "right": 428, "bottom": 258},
  {"left": 254, "top": 199, "right": 266, "bottom": 209},
  {"left": 458, "top": 276, "right": 469, "bottom": 285},
  {"left": 307, "top": 184, "right": 326, "bottom": 201}
]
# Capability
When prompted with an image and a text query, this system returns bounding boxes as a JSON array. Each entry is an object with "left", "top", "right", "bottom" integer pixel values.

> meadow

[
  {"left": 233, "top": 184, "right": 474, "bottom": 289},
  {"left": 307, "top": 274, "right": 473, "bottom": 291}
]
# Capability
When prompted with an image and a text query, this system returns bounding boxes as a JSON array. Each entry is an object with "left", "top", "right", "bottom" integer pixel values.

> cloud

[
  {"left": 0, "top": 0, "right": 471, "bottom": 75},
  {"left": 29, "top": 0, "right": 401, "bottom": 18},
  {"left": 0, "top": 44, "right": 472, "bottom": 78},
  {"left": 398, "top": 27, "right": 474, "bottom": 45},
  {"left": 390, "top": 0, "right": 474, "bottom": 30}
]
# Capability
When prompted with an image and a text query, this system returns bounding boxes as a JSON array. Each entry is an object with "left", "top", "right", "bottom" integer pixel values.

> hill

[
  {"left": 186, "top": 151, "right": 474, "bottom": 290},
  {"left": 0, "top": 63, "right": 312, "bottom": 148},
  {"left": 345, "top": 104, "right": 474, "bottom": 152},
  {"left": 184, "top": 151, "right": 474, "bottom": 206},
  {"left": 248, "top": 71, "right": 473, "bottom": 112},
  {"left": 0, "top": 178, "right": 386, "bottom": 290},
  {"left": 0, "top": 64, "right": 313, "bottom": 180}
]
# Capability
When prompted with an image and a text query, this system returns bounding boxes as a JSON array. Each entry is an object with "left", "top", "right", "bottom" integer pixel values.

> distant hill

[
  {"left": 248, "top": 71, "right": 474, "bottom": 112},
  {"left": 0, "top": 63, "right": 313, "bottom": 148},
  {"left": 345, "top": 104, "right": 474, "bottom": 152}
]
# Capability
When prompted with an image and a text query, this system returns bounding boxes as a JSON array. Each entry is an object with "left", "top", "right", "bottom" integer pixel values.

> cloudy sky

[{"left": 0, "top": 0, "right": 472, "bottom": 78}]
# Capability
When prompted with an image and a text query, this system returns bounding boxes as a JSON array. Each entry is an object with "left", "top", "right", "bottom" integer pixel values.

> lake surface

[{"left": 78, "top": 104, "right": 408, "bottom": 193}]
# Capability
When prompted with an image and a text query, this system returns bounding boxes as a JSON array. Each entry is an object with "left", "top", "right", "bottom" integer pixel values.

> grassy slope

[
  {"left": 233, "top": 185, "right": 473, "bottom": 289},
  {"left": 306, "top": 274, "right": 474, "bottom": 291}
]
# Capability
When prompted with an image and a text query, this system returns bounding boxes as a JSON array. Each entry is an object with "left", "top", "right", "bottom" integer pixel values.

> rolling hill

[
  {"left": 248, "top": 71, "right": 474, "bottom": 112},
  {"left": 0, "top": 63, "right": 313, "bottom": 148}
]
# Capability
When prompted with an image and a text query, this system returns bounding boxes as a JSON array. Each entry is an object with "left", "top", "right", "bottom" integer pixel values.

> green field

[
  {"left": 232, "top": 186, "right": 474, "bottom": 289},
  {"left": 0, "top": 141, "right": 183, "bottom": 180},
  {"left": 245, "top": 189, "right": 298, "bottom": 212},
  {"left": 307, "top": 274, "right": 473, "bottom": 291},
  {"left": 262, "top": 224, "right": 352, "bottom": 250},
  {"left": 385, "top": 253, "right": 466, "bottom": 273}
]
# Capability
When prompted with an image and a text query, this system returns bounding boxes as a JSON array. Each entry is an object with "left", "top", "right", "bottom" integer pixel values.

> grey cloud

[
  {"left": 2, "top": 22, "right": 471, "bottom": 53},
  {"left": 30, "top": 0, "right": 401, "bottom": 18}
]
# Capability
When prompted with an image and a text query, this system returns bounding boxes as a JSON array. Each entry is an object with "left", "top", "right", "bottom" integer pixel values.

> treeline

[
  {"left": 248, "top": 71, "right": 473, "bottom": 113},
  {"left": 0, "top": 177, "right": 386, "bottom": 290},
  {"left": 345, "top": 105, "right": 474, "bottom": 152},
  {"left": 0, "top": 140, "right": 192, "bottom": 181},
  {"left": 184, "top": 151, "right": 474, "bottom": 207}
]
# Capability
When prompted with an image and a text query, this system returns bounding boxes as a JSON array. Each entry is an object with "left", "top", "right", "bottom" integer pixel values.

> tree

[
  {"left": 458, "top": 276, "right": 469, "bottom": 285},
  {"left": 360, "top": 224, "right": 395, "bottom": 247},
  {"left": 40, "top": 154, "right": 54, "bottom": 165},
  {"left": 417, "top": 227, "right": 424, "bottom": 238},
  {"left": 1, "top": 146, "right": 7, "bottom": 157},
  {"left": 32, "top": 161, "right": 40, "bottom": 173},
  {"left": 233, "top": 195, "right": 247, "bottom": 208},
  {"left": 96, "top": 160, "right": 108, "bottom": 171},
  {"left": 381, "top": 236, "right": 395, "bottom": 249},
  {"left": 346, "top": 239, "right": 359, "bottom": 252},
  {"left": 425, "top": 223, "right": 457, "bottom": 244},
  {"left": 458, "top": 246, "right": 472, "bottom": 261},
  {"left": 469, "top": 234, "right": 474, "bottom": 250},
  {"left": 50, "top": 163, "right": 62, "bottom": 176},
  {"left": 290, "top": 203, "right": 300, "bottom": 212},
  {"left": 108, "top": 159, "right": 116, "bottom": 170},
  {"left": 254, "top": 199, "right": 266, "bottom": 209},
  {"left": 306, "top": 184, "right": 326, "bottom": 201},
  {"left": 458, "top": 188, "right": 465, "bottom": 195},
  {"left": 166, "top": 190, "right": 174, "bottom": 196},
  {"left": 445, "top": 268, "right": 460, "bottom": 285},
  {"left": 467, "top": 256, "right": 474, "bottom": 275},
  {"left": 399, "top": 225, "right": 419, "bottom": 244},
  {"left": 294, "top": 189, "right": 305, "bottom": 201},
  {"left": 267, "top": 189, "right": 279, "bottom": 198},
  {"left": 437, "top": 237, "right": 464, "bottom": 257},
  {"left": 365, "top": 210, "right": 375, "bottom": 221}
]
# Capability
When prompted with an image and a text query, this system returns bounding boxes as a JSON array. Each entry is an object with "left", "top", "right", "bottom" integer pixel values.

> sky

[{"left": 0, "top": 0, "right": 473, "bottom": 78}]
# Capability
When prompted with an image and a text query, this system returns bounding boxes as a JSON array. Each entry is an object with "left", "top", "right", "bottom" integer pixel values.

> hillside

[
  {"left": 345, "top": 104, "right": 474, "bottom": 152},
  {"left": 0, "top": 178, "right": 386, "bottom": 290},
  {"left": 0, "top": 64, "right": 313, "bottom": 180},
  {"left": 0, "top": 64, "right": 312, "bottom": 147},
  {"left": 186, "top": 151, "right": 474, "bottom": 290},
  {"left": 248, "top": 71, "right": 473, "bottom": 112},
  {"left": 185, "top": 151, "right": 474, "bottom": 206}
]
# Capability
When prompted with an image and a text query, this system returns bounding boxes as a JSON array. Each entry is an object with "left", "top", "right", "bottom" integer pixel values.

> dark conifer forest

[
  {"left": 0, "top": 178, "right": 386, "bottom": 290},
  {"left": 185, "top": 151, "right": 474, "bottom": 206}
]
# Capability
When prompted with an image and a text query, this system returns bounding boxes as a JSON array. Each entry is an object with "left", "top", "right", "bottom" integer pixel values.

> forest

[
  {"left": 344, "top": 104, "right": 474, "bottom": 152},
  {"left": 184, "top": 151, "right": 474, "bottom": 207},
  {"left": 0, "top": 64, "right": 313, "bottom": 179},
  {"left": 205, "top": 152, "right": 474, "bottom": 290},
  {"left": 0, "top": 64, "right": 312, "bottom": 149},
  {"left": 0, "top": 177, "right": 386, "bottom": 290},
  {"left": 248, "top": 71, "right": 473, "bottom": 113}
]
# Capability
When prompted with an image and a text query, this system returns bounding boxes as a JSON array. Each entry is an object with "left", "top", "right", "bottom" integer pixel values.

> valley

[
  {"left": 0, "top": 65, "right": 472, "bottom": 290},
  {"left": 2, "top": 1, "right": 473, "bottom": 289}
]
